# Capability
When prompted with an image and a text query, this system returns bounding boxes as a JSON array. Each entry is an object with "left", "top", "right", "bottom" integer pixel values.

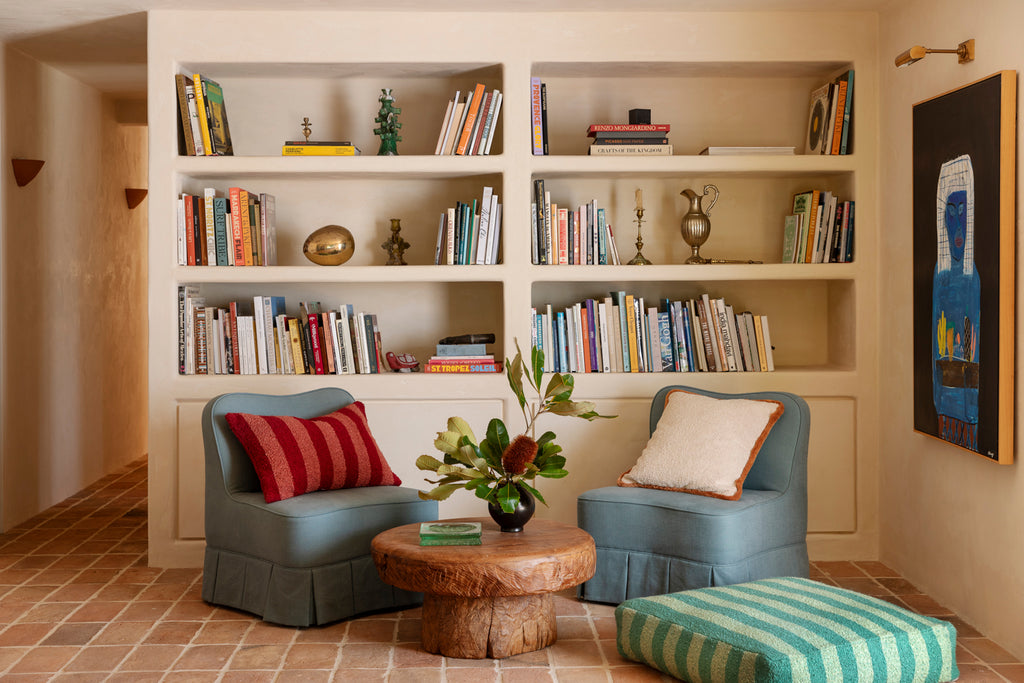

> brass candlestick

[{"left": 627, "top": 207, "right": 652, "bottom": 265}]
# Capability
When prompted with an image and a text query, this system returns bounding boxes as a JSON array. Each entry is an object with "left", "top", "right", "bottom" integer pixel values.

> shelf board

[
  {"left": 530, "top": 154, "right": 857, "bottom": 178},
  {"left": 529, "top": 263, "right": 856, "bottom": 282},
  {"left": 175, "top": 155, "right": 506, "bottom": 180},
  {"left": 174, "top": 264, "right": 509, "bottom": 284}
]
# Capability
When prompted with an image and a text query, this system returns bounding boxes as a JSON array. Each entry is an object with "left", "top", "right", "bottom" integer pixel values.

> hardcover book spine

[
  {"left": 238, "top": 190, "right": 254, "bottom": 266},
  {"left": 185, "top": 85, "right": 205, "bottom": 156},
  {"left": 287, "top": 318, "right": 306, "bottom": 374},
  {"left": 174, "top": 74, "right": 197, "bottom": 156},
  {"left": 213, "top": 197, "right": 229, "bottom": 266},
  {"left": 483, "top": 91, "right": 502, "bottom": 155},
  {"left": 204, "top": 189, "right": 217, "bottom": 265},
  {"left": 307, "top": 313, "right": 324, "bottom": 375},
  {"left": 456, "top": 83, "right": 486, "bottom": 155},
  {"left": 228, "top": 188, "right": 245, "bottom": 266},
  {"left": 531, "top": 77, "right": 544, "bottom": 155},
  {"left": 192, "top": 74, "right": 214, "bottom": 156}
]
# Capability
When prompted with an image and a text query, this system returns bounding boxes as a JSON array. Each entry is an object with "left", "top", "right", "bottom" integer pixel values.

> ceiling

[{"left": 2, "top": 0, "right": 893, "bottom": 99}]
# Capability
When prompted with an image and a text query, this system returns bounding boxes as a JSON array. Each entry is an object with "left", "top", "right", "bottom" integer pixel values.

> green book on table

[{"left": 419, "top": 522, "right": 482, "bottom": 546}]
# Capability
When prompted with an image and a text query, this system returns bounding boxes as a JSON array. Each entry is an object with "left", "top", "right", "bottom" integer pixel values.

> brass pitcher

[{"left": 680, "top": 184, "right": 719, "bottom": 264}]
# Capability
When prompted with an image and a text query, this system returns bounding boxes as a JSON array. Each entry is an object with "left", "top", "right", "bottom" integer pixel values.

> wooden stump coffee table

[{"left": 371, "top": 517, "right": 596, "bottom": 659}]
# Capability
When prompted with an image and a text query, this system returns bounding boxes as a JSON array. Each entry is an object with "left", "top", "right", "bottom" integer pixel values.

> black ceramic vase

[{"left": 487, "top": 482, "right": 535, "bottom": 532}]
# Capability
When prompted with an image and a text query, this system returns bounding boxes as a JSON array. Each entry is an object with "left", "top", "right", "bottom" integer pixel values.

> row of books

[
  {"left": 530, "top": 77, "right": 549, "bottom": 155},
  {"left": 434, "top": 84, "right": 502, "bottom": 156},
  {"left": 174, "top": 73, "right": 233, "bottom": 156},
  {"left": 433, "top": 186, "right": 502, "bottom": 265},
  {"left": 177, "top": 188, "right": 278, "bottom": 266},
  {"left": 178, "top": 289, "right": 387, "bottom": 375},
  {"left": 587, "top": 123, "right": 673, "bottom": 157},
  {"left": 531, "top": 179, "right": 622, "bottom": 266},
  {"left": 532, "top": 292, "right": 775, "bottom": 374},
  {"left": 804, "top": 69, "right": 854, "bottom": 155},
  {"left": 783, "top": 190, "right": 855, "bottom": 264}
]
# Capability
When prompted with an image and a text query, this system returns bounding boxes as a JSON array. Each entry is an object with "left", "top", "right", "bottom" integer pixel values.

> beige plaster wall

[
  {"left": 879, "top": 0, "right": 1024, "bottom": 659},
  {"left": 1, "top": 46, "right": 147, "bottom": 530}
]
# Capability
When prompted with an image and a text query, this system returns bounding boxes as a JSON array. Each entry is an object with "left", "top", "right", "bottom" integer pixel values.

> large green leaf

[
  {"left": 478, "top": 439, "right": 502, "bottom": 470},
  {"left": 418, "top": 482, "right": 467, "bottom": 501},
  {"left": 544, "top": 373, "right": 574, "bottom": 402},
  {"left": 434, "top": 431, "right": 461, "bottom": 455},
  {"left": 537, "top": 467, "right": 568, "bottom": 479},
  {"left": 536, "top": 430, "right": 557, "bottom": 446},
  {"left": 517, "top": 479, "right": 547, "bottom": 507},
  {"left": 495, "top": 481, "right": 520, "bottom": 514},
  {"left": 486, "top": 418, "right": 510, "bottom": 452},
  {"left": 506, "top": 352, "right": 526, "bottom": 408},
  {"left": 546, "top": 400, "right": 600, "bottom": 417},
  {"left": 447, "top": 416, "right": 477, "bottom": 444},
  {"left": 415, "top": 454, "right": 444, "bottom": 472},
  {"left": 531, "top": 344, "right": 545, "bottom": 389}
]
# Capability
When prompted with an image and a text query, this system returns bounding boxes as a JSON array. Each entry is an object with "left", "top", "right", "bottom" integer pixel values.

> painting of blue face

[
  {"left": 945, "top": 190, "right": 967, "bottom": 261},
  {"left": 913, "top": 71, "right": 1015, "bottom": 465}
]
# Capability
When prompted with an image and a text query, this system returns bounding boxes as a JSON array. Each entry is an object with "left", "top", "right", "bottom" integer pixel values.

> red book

[
  {"left": 228, "top": 187, "right": 246, "bottom": 265},
  {"left": 587, "top": 123, "right": 670, "bottom": 136},
  {"left": 183, "top": 194, "right": 196, "bottom": 265},
  {"left": 307, "top": 313, "right": 325, "bottom": 375}
]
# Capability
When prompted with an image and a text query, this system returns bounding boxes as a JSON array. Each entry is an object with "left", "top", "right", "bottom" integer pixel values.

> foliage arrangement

[{"left": 417, "top": 339, "right": 614, "bottom": 513}]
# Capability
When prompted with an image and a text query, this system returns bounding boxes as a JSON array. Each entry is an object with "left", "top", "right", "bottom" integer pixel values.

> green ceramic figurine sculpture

[{"left": 374, "top": 88, "right": 402, "bottom": 156}]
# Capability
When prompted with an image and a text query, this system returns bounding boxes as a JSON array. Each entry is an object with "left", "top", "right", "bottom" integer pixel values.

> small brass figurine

[
  {"left": 627, "top": 188, "right": 652, "bottom": 265},
  {"left": 381, "top": 218, "right": 410, "bottom": 265},
  {"left": 300, "top": 117, "right": 312, "bottom": 143}
]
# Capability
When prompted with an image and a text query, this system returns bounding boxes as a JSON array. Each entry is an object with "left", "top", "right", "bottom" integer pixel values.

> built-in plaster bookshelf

[{"left": 148, "top": 10, "right": 879, "bottom": 567}]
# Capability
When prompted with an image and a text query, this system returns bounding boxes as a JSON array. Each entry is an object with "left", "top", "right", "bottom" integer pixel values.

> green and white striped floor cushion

[{"left": 616, "top": 577, "right": 958, "bottom": 682}]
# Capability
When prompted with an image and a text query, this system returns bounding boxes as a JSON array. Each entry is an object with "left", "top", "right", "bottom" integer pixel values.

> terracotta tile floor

[{"left": 0, "top": 458, "right": 1021, "bottom": 682}]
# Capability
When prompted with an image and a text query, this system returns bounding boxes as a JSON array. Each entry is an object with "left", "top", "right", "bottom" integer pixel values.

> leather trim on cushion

[
  {"left": 226, "top": 401, "right": 401, "bottom": 502},
  {"left": 618, "top": 389, "right": 783, "bottom": 500}
]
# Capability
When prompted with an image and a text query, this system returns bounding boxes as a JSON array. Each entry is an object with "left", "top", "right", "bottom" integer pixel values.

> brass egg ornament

[{"left": 303, "top": 224, "right": 355, "bottom": 266}]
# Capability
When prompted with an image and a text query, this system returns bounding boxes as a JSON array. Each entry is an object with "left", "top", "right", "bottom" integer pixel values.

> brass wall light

[{"left": 895, "top": 39, "right": 975, "bottom": 67}]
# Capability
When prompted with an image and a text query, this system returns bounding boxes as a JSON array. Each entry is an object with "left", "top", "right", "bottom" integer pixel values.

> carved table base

[{"left": 421, "top": 592, "right": 555, "bottom": 659}]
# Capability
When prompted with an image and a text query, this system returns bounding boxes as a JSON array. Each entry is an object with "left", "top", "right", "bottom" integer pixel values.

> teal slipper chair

[
  {"left": 201, "top": 388, "right": 438, "bottom": 626},
  {"left": 577, "top": 385, "right": 810, "bottom": 604}
]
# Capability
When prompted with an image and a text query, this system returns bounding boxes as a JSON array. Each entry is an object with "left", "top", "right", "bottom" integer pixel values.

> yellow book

[
  {"left": 237, "top": 189, "right": 254, "bottom": 266},
  {"left": 192, "top": 74, "right": 214, "bottom": 156},
  {"left": 624, "top": 295, "right": 639, "bottom": 373},
  {"left": 281, "top": 145, "right": 360, "bottom": 156},
  {"left": 287, "top": 318, "right": 306, "bottom": 374},
  {"left": 753, "top": 315, "right": 768, "bottom": 371}
]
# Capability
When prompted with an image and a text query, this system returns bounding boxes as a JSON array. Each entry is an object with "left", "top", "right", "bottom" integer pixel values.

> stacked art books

[
  {"left": 434, "top": 83, "right": 502, "bottom": 156},
  {"left": 174, "top": 73, "right": 233, "bottom": 156},
  {"left": 531, "top": 179, "right": 621, "bottom": 265},
  {"left": 177, "top": 188, "right": 277, "bottom": 266},
  {"left": 419, "top": 522, "right": 482, "bottom": 546},
  {"left": 177, "top": 292, "right": 389, "bottom": 376},
  {"left": 424, "top": 340, "right": 502, "bottom": 374},
  {"left": 532, "top": 292, "right": 774, "bottom": 374},
  {"left": 588, "top": 109, "right": 671, "bottom": 156}
]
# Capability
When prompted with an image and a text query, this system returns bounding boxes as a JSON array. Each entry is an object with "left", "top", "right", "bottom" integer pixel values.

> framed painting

[{"left": 912, "top": 71, "right": 1015, "bottom": 464}]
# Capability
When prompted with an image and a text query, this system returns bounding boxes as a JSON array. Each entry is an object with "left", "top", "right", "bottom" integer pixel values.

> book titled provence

[{"left": 419, "top": 522, "right": 483, "bottom": 546}]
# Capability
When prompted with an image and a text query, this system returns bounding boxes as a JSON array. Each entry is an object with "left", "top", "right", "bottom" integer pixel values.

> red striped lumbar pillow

[{"left": 225, "top": 401, "right": 401, "bottom": 503}]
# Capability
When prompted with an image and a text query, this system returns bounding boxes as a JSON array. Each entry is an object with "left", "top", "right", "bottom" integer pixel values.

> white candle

[{"left": 635, "top": 189, "right": 643, "bottom": 211}]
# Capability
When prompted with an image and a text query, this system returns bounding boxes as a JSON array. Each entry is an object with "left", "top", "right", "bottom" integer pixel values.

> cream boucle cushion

[{"left": 618, "top": 389, "right": 784, "bottom": 500}]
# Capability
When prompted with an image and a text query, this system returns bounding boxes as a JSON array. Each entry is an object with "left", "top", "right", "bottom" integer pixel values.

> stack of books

[
  {"left": 532, "top": 291, "right": 774, "bottom": 375},
  {"left": 587, "top": 123, "right": 672, "bottom": 156},
  {"left": 281, "top": 141, "right": 360, "bottom": 156},
  {"left": 804, "top": 69, "right": 854, "bottom": 155},
  {"left": 434, "top": 83, "right": 502, "bottom": 156},
  {"left": 177, "top": 188, "right": 277, "bottom": 266},
  {"left": 419, "top": 522, "right": 482, "bottom": 546},
  {"left": 175, "top": 73, "right": 233, "bottom": 156},
  {"left": 434, "top": 186, "right": 502, "bottom": 265},
  {"left": 783, "top": 190, "right": 855, "bottom": 263},
  {"left": 531, "top": 179, "right": 621, "bottom": 265},
  {"left": 424, "top": 341, "right": 502, "bottom": 374}
]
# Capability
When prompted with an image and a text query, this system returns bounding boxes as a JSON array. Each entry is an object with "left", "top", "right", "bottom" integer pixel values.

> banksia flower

[{"left": 501, "top": 435, "right": 538, "bottom": 476}]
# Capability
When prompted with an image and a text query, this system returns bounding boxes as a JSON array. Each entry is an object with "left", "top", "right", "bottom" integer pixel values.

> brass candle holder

[{"left": 627, "top": 206, "right": 652, "bottom": 265}]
